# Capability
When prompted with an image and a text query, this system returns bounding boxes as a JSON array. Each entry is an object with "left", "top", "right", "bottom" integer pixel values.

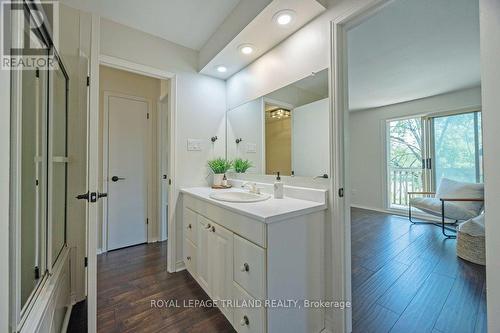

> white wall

[
  {"left": 99, "top": 18, "right": 227, "bottom": 266},
  {"left": 227, "top": 98, "right": 264, "bottom": 173},
  {"left": 479, "top": 0, "right": 500, "bottom": 331},
  {"left": 292, "top": 98, "right": 330, "bottom": 177},
  {"left": 349, "top": 87, "right": 482, "bottom": 211}
]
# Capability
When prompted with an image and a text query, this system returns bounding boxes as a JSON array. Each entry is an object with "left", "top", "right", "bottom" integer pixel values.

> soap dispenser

[{"left": 274, "top": 172, "right": 284, "bottom": 199}]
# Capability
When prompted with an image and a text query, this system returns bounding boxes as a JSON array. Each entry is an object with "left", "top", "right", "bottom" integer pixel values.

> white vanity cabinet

[{"left": 182, "top": 188, "right": 326, "bottom": 333}]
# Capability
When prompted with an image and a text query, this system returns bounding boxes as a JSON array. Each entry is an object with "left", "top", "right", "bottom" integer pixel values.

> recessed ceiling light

[
  {"left": 239, "top": 44, "right": 254, "bottom": 55},
  {"left": 216, "top": 65, "right": 227, "bottom": 73},
  {"left": 273, "top": 9, "right": 296, "bottom": 26}
]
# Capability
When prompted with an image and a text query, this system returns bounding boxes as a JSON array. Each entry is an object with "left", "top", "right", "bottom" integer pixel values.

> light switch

[
  {"left": 246, "top": 143, "right": 257, "bottom": 153},
  {"left": 187, "top": 139, "right": 203, "bottom": 151}
]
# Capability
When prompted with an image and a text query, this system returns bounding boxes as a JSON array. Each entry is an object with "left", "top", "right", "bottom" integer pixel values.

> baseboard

[
  {"left": 350, "top": 204, "right": 442, "bottom": 223},
  {"left": 61, "top": 303, "right": 73, "bottom": 333},
  {"left": 175, "top": 260, "right": 186, "bottom": 272}
]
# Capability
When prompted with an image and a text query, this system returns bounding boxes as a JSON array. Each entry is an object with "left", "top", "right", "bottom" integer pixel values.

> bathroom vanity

[{"left": 181, "top": 183, "right": 327, "bottom": 333}]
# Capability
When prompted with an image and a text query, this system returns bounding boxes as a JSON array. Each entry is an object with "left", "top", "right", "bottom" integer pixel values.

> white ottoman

[{"left": 456, "top": 214, "right": 485, "bottom": 265}]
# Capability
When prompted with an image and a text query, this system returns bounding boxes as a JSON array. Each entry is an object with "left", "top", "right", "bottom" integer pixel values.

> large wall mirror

[{"left": 227, "top": 68, "right": 330, "bottom": 178}]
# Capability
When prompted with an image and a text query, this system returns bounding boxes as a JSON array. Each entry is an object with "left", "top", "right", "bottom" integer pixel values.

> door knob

[
  {"left": 240, "top": 315, "right": 249, "bottom": 326},
  {"left": 111, "top": 176, "right": 126, "bottom": 182}
]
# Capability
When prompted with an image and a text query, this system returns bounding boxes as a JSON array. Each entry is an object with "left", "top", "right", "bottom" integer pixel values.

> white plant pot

[{"left": 213, "top": 174, "right": 224, "bottom": 186}]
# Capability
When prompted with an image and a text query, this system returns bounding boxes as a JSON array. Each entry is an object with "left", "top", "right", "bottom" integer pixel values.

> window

[
  {"left": 387, "top": 111, "right": 483, "bottom": 209},
  {"left": 387, "top": 117, "right": 424, "bottom": 208}
]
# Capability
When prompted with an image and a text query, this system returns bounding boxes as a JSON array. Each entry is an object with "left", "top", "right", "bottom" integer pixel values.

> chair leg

[
  {"left": 441, "top": 200, "right": 457, "bottom": 239},
  {"left": 409, "top": 203, "right": 415, "bottom": 224}
]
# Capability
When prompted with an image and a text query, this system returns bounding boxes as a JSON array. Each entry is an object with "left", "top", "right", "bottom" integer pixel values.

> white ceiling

[
  {"left": 347, "top": 0, "right": 480, "bottom": 111},
  {"left": 59, "top": 0, "right": 241, "bottom": 50},
  {"left": 200, "top": 0, "right": 325, "bottom": 79}
]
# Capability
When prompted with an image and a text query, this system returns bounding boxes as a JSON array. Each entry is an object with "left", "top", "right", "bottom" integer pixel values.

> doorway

[
  {"left": 330, "top": 0, "right": 485, "bottom": 332},
  {"left": 83, "top": 51, "right": 177, "bottom": 333}
]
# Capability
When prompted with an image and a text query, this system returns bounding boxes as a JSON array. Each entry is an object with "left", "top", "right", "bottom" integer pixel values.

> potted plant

[
  {"left": 207, "top": 157, "right": 232, "bottom": 186},
  {"left": 234, "top": 158, "right": 253, "bottom": 173}
]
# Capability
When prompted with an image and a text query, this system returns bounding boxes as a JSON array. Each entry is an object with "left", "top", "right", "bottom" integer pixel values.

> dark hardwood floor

[
  {"left": 69, "top": 208, "right": 486, "bottom": 333},
  {"left": 68, "top": 241, "right": 235, "bottom": 333},
  {"left": 351, "top": 207, "right": 487, "bottom": 333}
]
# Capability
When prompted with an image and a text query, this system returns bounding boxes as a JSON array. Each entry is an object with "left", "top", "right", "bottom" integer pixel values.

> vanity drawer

[
  {"left": 234, "top": 234, "right": 266, "bottom": 300},
  {"left": 184, "top": 238, "right": 197, "bottom": 277},
  {"left": 183, "top": 207, "right": 198, "bottom": 244},
  {"left": 232, "top": 282, "right": 265, "bottom": 333},
  {"left": 183, "top": 194, "right": 266, "bottom": 248}
]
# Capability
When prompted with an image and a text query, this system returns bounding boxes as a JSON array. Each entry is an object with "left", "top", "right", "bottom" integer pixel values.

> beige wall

[
  {"left": 265, "top": 117, "right": 292, "bottom": 176},
  {"left": 98, "top": 65, "right": 163, "bottom": 250}
]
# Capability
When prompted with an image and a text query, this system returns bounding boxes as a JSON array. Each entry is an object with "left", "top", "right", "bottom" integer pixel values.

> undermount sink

[{"left": 209, "top": 191, "right": 271, "bottom": 203}]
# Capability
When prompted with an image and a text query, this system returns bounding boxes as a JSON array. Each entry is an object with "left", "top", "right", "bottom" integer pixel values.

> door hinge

[
  {"left": 338, "top": 188, "right": 344, "bottom": 198},
  {"left": 426, "top": 158, "right": 432, "bottom": 169},
  {"left": 86, "top": 75, "right": 90, "bottom": 86},
  {"left": 168, "top": 179, "right": 172, "bottom": 185},
  {"left": 84, "top": 257, "right": 88, "bottom": 267},
  {"left": 147, "top": 113, "right": 150, "bottom": 119},
  {"left": 35, "top": 68, "right": 40, "bottom": 78},
  {"left": 146, "top": 218, "right": 149, "bottom": 225},
  {"left": 35, "top": 179, "right": 39, "bottom": 186},
  {"left": 34, "top": 266, "right": 40, "bottom": 279}
]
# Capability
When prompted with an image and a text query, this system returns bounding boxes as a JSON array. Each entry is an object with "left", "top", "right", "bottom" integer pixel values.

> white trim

[
  {"left": 102, "top": 91, "right": 153, "bottom": 251},
  {"left": 158, "top": 95, "right": 169, "bottom": 242},
  {"left": 350, "top": 204, "right": 442, "bottom": 222},
  {"left": 19, "top": 247, "right": 71, "bottom": 333},
  {"left": 175, "top": 260, "right": 186, "bottom": 272},
  {"left": 99, "top": 54, "right": 175, "bottom": 80},
  {"left": 87, "top": 14, "right": 101, "bottom": 333},
  {"left": 87, "top": 41, "right": 178, "bottom": 333},
  {"left": 60, "top": 303, "right": 73, "bottom": 333},
  {"left": 330, "top": 2, "right": 390, "bottom": 332}
]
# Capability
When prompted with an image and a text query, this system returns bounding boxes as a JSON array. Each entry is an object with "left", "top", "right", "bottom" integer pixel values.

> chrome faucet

[{"left": 241, "top": 182, "right": 260, "bottom": 194}]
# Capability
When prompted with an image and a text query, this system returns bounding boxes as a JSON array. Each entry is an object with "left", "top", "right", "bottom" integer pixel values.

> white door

[
  {"left": 106, "top": 94, "right": 149, "bottom": 250},
  {"left": 208, "top": 222, "right": 233, "bottom": 319}
]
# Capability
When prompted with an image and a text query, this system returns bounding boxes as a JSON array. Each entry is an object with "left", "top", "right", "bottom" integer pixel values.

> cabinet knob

[
  {"left": 206, "top": 223, "right": 211, "bottom": 230},
  {"left": 211, "top": 226, "right": 215, "bottom": 232},
  {"left": 186, "top": 256, "right": 191, "bottom": 261},
  {"left": 187, "top": 224, "right": 192, "bottom": 229},
  {"left": 240, "top": 315, "right": 249, "bottom": 326},
  {"left": 240, "top": 263, "right": 250, "bottom": 272}
]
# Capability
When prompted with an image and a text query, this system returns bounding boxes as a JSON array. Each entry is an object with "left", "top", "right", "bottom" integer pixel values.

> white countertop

[{"left": 180, "top": 187, "right": 327, "bottom": 223}]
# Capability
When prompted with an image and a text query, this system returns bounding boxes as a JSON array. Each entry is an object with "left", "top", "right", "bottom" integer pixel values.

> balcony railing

[{"left": 389, "top": 167, "right": 424, "bottom": 207}]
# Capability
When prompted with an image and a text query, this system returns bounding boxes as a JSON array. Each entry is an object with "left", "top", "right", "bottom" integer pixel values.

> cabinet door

[
  {"left": 196, "top": 215, "right": 211, "bottom": 294},
  {"left": 208, "top": 222, "right": 234, "bottom": 319},
  {"left": 183, "top": 207, "right": 197, "bottom": 245}
]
